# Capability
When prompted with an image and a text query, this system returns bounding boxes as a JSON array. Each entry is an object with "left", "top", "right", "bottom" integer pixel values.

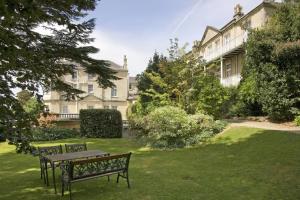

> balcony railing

[
  {"left": 204, "top": 33, "right": 247, "bottom": 62},
  {"left": 58, "top": 114, "right": 79, "bottom": 119}
]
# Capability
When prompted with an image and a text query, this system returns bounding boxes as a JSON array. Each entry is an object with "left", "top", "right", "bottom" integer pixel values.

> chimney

[
  {"left": 123, "top": 55, "right": 128, "bottom": 69},
  {"left": 234, "top": 4, "right": 244, "bottom": 20}
]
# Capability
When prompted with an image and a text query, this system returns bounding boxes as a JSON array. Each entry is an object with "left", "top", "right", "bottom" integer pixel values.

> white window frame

[
  {"left": 71, "top": 66, "right": 78, "bottom": 80},
  {"left": 224, "top": 33, "right": 231, "bottom": 46},
  {"left": 111, "top": 87, "right": 117, "bottom": 97},
  {"left": 225, "top": 63, "right": 232, "bottom": 78},
  {"left": 62, "top": 105, "right": 68, "bottom": 114},
  {"left": 88, "top": 84, "right": 93, "bottom": 94}
]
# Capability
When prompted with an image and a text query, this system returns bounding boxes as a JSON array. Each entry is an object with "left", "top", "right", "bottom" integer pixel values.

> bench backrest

[
  {"left": 69, "top": 153, "right": 132, "bottom": 180},
  {"left": 38, "top": 145, "right": 63, "bottom": 159},
  {"left": 65, "top": 143, "right": 87, "bottom": 153}
]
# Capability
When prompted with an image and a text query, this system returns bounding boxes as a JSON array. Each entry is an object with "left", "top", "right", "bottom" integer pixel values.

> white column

[
  {"left": 220, "top": 57, "right": 224, "bottom": 83},
  {"left": 76, "top": 70, "right": 79, "bottom": 113}
]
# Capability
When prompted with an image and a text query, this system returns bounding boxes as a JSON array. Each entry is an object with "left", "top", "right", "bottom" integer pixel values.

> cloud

[
  {"left": 90, "top": 30, "right": 152, "bottom": 76},
  {"left": 171, "top": 0, "right": 207, "bottom": 36}
]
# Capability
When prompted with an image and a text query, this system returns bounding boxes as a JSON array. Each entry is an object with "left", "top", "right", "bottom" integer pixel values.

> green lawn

[{"left": 0, "top": 127, "right": 300, "bottom": 200}]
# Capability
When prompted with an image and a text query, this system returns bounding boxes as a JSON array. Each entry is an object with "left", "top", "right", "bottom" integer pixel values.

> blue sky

[{"left": 89, "top": 0, "right": 265, "bottom": 76}]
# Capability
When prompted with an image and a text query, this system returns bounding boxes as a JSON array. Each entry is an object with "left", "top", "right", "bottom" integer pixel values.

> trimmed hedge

[
  {"left": 31, "top": 127, "right": 78, "bottom": 141},
  {"left": 80, "top": 109, "right": 122, "bottom": 138}
]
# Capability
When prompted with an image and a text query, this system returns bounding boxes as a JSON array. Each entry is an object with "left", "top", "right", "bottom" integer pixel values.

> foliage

[
  {"left": 193, "top": 74, "right": 230, "bottom": 118},
  {"left": 80, "top": 109, "right": 122, "bottom": 138},
  {"left": 0, "top": 0, "right": 118, "bottom": 153},
  {"left": 30, "top": 127, "right": 78, "bottom": 141},
  {"left": 24, "top": 98, "right": 43, "bottom": 120},
  {"left": 294, "top": 116, "right": 300, "bottom": 126},
  {"left": 241, "top": 1, "right": 300, "bottom": 121},
  {"left": 131, "top": 106, "right": 227, "bottom": 148},
  {"left": 17, "top": 90, "right": 32, "bottom": 105}
]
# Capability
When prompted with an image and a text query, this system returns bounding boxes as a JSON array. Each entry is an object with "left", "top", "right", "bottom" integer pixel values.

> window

[
  {"left": 215, "top": 39, "right": 220, "bottom": 50},
  {"left": 71, "top": 70, "right": 77, "bottom": 80},
  {"left": 88, "top": 84, "right": 93, "bottom": 94},
  {"left": 87, "top": 105, "right": 94, "bottom": 109},
  {"left": 62, "top": 105, "right": 68, "bottom": 114},
  {"left": 88, "top": 73, "right": 96, "bottom": 80},
  {"left": 104, "top": 106, "right": 109, "bottom": 109},
  {"left": 207, "top": 44, "right": 213, "bottom": 56},
  {"left": 225, "top": 63, "right": 232, "bottom": 78},
  {"left": 112, "top": 106, "right": 118, "bottom": 110},
  {"left": 244, "top": 19, "right": 252, "bottom": 30},
  {"left": 111, "top": 87, "right": 117, "bottom": 97},
  {"left": 224, "top": 33, "right": 231, "bottom": 46}
]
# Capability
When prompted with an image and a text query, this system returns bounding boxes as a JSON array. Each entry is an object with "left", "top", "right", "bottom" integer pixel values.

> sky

[{"left": 88, "top": 0, "right": 268, "bottom": 76}]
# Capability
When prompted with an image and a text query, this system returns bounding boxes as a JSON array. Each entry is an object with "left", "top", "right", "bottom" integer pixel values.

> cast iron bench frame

[{"left": 61, "top": 152, "right": 132, "bottom": 200}]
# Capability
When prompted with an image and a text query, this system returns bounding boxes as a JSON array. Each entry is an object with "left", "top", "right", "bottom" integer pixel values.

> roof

[
  {"left": 106, "top": 60, "right": 125, "bottom": 70},
  {"left": 198, "top": 1, "right": 278, "bottom": 46}
]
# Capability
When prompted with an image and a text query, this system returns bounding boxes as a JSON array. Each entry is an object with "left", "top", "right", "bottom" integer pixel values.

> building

[
  {"left": 191, "top": 0, "right": 277, "bottom": 87},
  {"left": 43, "top": 56, "right": 129, "bottom": 120},
  {"left": 128, "top": 76, "right": 138, "bottom": 103}
]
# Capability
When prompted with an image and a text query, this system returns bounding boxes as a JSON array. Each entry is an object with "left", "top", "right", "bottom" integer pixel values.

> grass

[{"left": 0, "top": 127, "right": 300, "bottom": 200}]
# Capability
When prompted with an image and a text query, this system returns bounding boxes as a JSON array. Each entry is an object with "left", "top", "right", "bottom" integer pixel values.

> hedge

[
  {"left": 31, "top": 127, "right": 78, "bottom": 141},
  {"left": 80, "top": 109, "right": 122, "bottom": 138}
]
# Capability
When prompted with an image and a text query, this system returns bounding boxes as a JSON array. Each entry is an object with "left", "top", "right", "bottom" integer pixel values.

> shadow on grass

[{"left": 0, "top": 127, "right": 299, "bottom": 200}]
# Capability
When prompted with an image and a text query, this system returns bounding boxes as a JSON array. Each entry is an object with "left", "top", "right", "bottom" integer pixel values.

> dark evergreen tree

[{"left": 0, "top": 0, "right": 118, "bottom": 152}]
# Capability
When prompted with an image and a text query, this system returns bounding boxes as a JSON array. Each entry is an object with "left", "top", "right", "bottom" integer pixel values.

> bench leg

[
  {"left": 126, "top": 172, "right": 130, "bottom": 189},
  {"left": 107, "top": 175, "right": 110, "bottom": 182},
  {"left": 45, "top": 165, "right": 49, "bottom": 186},
  {"left": 61, "top": 182, "right": 65, "bottom": 197},
  {"left": 117, "top": 173, "right": 120, "bottom": 183},
  {"left": 69, "top": 183, "right": 72, "bottom": 200}
]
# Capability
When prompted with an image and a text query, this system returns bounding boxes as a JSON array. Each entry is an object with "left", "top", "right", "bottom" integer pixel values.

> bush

[
  {"left": 80, "top": 109, "right": 122, "bottom": 138},
  {"left": 132, "top": 106, "right": 227, "bottom": 149},
  {"left": 294, "top": 116, "right": 300, "bottom": 126},
  {"left": 31, "top": 127, "right": 78, "bottom": 141}
]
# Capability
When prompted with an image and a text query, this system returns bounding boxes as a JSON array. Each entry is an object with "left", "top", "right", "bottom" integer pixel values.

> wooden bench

[{"left": 61, "top": 152, "right": 132, "bottom": 200}]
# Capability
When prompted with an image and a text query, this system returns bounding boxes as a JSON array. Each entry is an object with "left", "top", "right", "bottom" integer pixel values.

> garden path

[{"left": 226, "top": 119, "right": 300, "bottom": 134}]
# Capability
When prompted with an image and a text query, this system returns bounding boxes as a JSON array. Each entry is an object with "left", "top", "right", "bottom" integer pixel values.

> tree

[
  {"left": 0, "top": 0, "right": 118, "bottom": 152},
  {"left": 241, "top": 1, "right": 300, "bottom": 120},
  {"left": 17, "top": 90, "right": 32, "bottom": 105}
]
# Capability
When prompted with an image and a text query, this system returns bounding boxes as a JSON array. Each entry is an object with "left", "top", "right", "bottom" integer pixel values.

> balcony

[
  {"left": 204, "top": 33, "right": 246, "bottom": 62},
  {"left": 221, "top": 74, "right": 242, "bottom": 87}
]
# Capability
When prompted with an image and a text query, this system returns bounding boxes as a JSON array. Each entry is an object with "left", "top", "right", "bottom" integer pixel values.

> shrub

[
  {"left": 80, "top": 109, "right": 122, "bottom": 138},
  {"left": 31, "top": 127, "right": 78, "bottom": 141},
  {"left": 133, "top": 106, "right": 227, "bottom": 149},
  {"left": 295, "top": 116, "right": 300, "bottom": 126}
]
